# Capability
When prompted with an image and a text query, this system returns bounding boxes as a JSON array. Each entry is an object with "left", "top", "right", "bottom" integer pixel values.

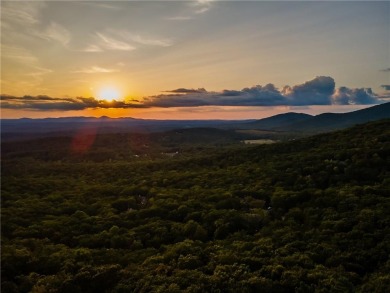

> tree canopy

[{"left": 2, "top": 119, "right": 390, "bottom": 292}]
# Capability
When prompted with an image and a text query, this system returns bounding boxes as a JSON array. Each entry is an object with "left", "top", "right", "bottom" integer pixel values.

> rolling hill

[
  {"left": 236, "top": 102, "right": 390, "bottom": 133},
  {"left": 1, "top": 103, "right": 389, "bottom": 143},
  {"left": 2, "top": 119, "right": 389, "bottom": 292},
  {"left": 235, "top": 112, "right": 313, "bottom": 130}
]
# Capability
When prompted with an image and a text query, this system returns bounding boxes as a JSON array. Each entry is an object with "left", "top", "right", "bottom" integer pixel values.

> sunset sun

[{"left": 98, "top": 87, "right": 121, "bottom": 101}]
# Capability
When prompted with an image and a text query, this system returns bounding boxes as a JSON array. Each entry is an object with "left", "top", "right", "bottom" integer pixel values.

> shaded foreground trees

[{"left": 1, "top": 120, "right": 390, "bottom": 292}]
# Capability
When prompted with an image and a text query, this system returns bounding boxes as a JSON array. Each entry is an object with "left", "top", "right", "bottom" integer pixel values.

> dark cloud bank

[
  {"left": 0, "top": 95, "right": 147, "bottom": 111},
  {"left": 1, "top": 76, "right": 385, "bottom": 111},
  {"left": 146, "top": 76, "right": 380, "bottom": 108}
]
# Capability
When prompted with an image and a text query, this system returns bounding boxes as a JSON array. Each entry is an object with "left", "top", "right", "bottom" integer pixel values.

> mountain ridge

[
  {"left": 237, "top": 102, "right": 390, "bottom": 133},
  {"left": 1, "top": 103, "right": 389, "bottom": 139}
]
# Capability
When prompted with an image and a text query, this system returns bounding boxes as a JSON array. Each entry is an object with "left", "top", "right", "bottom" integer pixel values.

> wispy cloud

[
  {"left": 76, "top": 2, "right": 120, "bottom": 11},
  {"left": 2, "top": 2, "right": 70, "bottom": 51},
  {"left": 71, "top": 66, "right": 118, "bottom": 74},
  {"left": 80, "top": 44, "right": 103, "bottom": 52},
  {"left": 165, "top": 16, "right": 193, "bottom": 21},
  {"left": 192, "top": 0, "right": 214, "bottom": 14},
  {"left": 78, "top": 30, "right": 171, "bottom": 53},
  {"left": 26, "top": 66, "right": 53, "bottom": 77},
  {"left": 128, "top": 34, "right": 172, "bottom": 47},
  {"left": 96, "top": 32, "right": 136, "bottom": 51},
  {"left": 1, "top": 1, "right": 45, "bottom": 25},
  {"left": 166, "top": 0, "right": 214, "bottom": 21},
  {"left": 32, "top": 22, "right": 71, "bottom": 46},
  {"left": 1, "top": 45, "right": 39, "bottom": 63},
  {"left": 1, "top": 45, "right": 52, "bottom": 80},
  {"left": 105, "top": 29, "right": 173, "bottom": 47}
]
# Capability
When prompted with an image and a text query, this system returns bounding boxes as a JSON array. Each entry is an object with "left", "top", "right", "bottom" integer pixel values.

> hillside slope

[
  {"left": 284, "top": 102, "right": 390, "bottom": 132},
  {"left": 2, "top": 119, "right": 390, "bottom": 292},
  {"left": 237, "top": 102, "right": 390, "bottom": 133},
  {"left": 237, "top": 112, "right": 312, "bottom": 129}
]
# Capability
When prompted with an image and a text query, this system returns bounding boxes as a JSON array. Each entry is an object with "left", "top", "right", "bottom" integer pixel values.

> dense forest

[{"left": 1, "top": 119, "right": 390, "bottom": 292}]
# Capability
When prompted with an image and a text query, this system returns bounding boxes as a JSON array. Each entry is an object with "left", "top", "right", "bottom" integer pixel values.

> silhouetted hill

[
  {"left": 2, "top": 103, "right": 389, "bottom": 143},
  {"left": 237, "top": 102, "right": 390, "bottom": 133},
  {"left": 284, "top": 102, "right": 390, "bottom": 132},
  {"left": 237, "top": 112, "right": 312, "bottom": 129}
]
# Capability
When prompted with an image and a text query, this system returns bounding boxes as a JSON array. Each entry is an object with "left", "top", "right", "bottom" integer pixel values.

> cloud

[
  {"left": 164, "top": 88, "right": 207, "bottom": 94},
  {"left": 1, "top": 45, "right": 52, "bottom": 83},
  {"left": 79, "top": 30, "right": 171, "bottom": 53},
  {"left": 26, "top": 66, "right": 53, "bottom": 78},
  {"left": 1, "top": 1, "right": 45, "bottom": 25},
  {"left": 220, "top": 90, "right": 242, "bottom": 96},
  {"left": 191, "top": 0, "right": 214, "bottom": 14},
  {"left": 165, "top": 16, "right": 193, "bottom": 21},
  {"left": 380, "top": 68, "right": 390, "bottom": 72},
  {"left": 76, "top": 2, "right": 120, "bottom": 11},
  {"left": 166, "top": 0, "right": 214, "bottom": 21},
  {"left": 143, "top": 85, "right": 286, "bottom": 108},
  {"left": 71, "top": 66, "right": 118, "bottom": 74},
  {"left": 381, "top": 85, "right": 390, "bottom": 90},
  {"left": 33, "top": 22, "right": 71, "bottom": 46},
  {"left": 1, "top": 45, "right": 39, "bottom": 63},
  {"left": 80, "top": 44, "right": 103, "bottom": 52},
  {"left": 2, "top": 4, "right": 70, "bottom": 49},
  {"left": 283, "top": 76, "right": 335, "bottom": 105},
  {"left": 142, "top": 94, "right": 210, "bottom": 108},
  {"left": 105, "top": 29, "right": 173, "bottom": 47},
  {"left": 331, "top": 87, "right": 378, "bottom": 105},
  {"left": 96, "top": 33, "right": 136, "bottom": 51},
  {"left": 143, "top": 76, "right": 382, "bottom": 108},
  {"left": 1, "top": 77, "right": 383, "bottom": 111},
  {"left": 0, "top": 95, "right": 147, "bottom": 111},
  {"left": 128, "top": 34, "right": 172, "bottom": 47}
]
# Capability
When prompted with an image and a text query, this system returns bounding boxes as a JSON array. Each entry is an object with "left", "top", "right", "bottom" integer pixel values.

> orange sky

[{"left": 1, "top": 1, "right": 388, "bottom": 119}]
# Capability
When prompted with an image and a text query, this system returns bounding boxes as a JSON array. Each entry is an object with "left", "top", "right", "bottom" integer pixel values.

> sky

[{"left": 1, "top": 0, "right": 389, "bottom": 119}]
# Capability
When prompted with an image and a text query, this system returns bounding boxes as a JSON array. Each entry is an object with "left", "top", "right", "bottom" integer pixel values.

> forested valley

[{"left": 2, "top": 119, "right": 390, "bottom": 292}]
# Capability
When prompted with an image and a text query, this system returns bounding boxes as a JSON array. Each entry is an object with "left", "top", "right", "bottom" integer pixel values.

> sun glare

[{"left": 98, "top": 87, "right": 121, "bottom": 101}]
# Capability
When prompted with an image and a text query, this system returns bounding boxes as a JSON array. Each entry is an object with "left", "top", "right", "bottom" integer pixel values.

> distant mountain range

[
  {"left": 1, "top": 102, "right": 389, "bottom": 141},
  {"left": 237, "top": 112, "right": 312, "bottom": 130},
  {"left": 1, "top": 117, "right": 245, "bottom": 138},
  {"left": 236, "top": 102, "right": 390, "bottom": 133}
]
